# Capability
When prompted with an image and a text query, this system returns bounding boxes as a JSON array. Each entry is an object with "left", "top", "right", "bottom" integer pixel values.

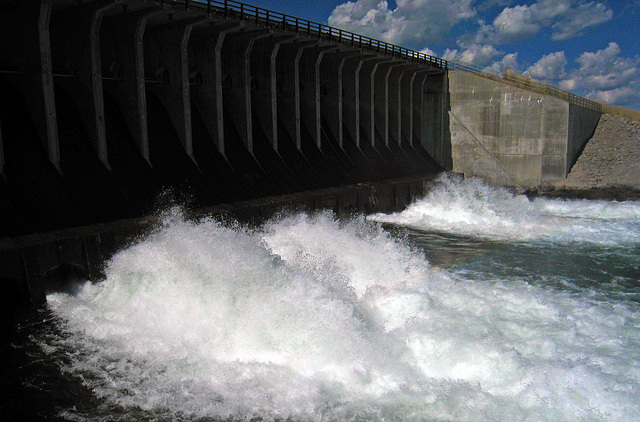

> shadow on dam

[{"left": 0, "top": 76, "right": 444, "bottom": 239}]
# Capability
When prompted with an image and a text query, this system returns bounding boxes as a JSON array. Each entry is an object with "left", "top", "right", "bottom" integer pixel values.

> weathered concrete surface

[{"left": 448, "top": 70, "right": 600, "bottom": 188}]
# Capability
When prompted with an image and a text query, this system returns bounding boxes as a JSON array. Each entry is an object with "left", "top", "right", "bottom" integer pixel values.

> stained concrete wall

[{"left": 448, "top": 70, "right": 600, "bottom": 187}]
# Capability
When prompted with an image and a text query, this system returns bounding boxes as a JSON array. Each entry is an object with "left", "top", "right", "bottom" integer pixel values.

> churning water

[{"left": 31, "top": 174, "right": 640, "bottom": 421}]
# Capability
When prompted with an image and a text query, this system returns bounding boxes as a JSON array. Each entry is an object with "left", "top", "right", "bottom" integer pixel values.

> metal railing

[
  {"left": 172, "top": 0, "right": 447, "bottom": 68},
  {"left": 448, "top": 62, "right": 603, "bottom": 112},
  {"left": 168, "top": 0, "right": 601, "bottom": 112},
  {"left": 501, "top": 73, "right": 603, "bottom": 111}
]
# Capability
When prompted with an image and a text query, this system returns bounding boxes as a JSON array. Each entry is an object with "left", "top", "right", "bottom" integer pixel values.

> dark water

[{"left": 3, "top": 174, "right": 640, "bottom": 421}]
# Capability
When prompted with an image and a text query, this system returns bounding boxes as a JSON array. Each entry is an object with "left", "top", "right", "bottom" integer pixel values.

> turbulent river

[{"left": 14, "top": 174, "right": 640, "bottom": 421}]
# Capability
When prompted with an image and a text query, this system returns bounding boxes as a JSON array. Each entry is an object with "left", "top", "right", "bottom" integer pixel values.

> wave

[
  {"left": 39, "top": 200, "right": 640, "bottom": 421},
  {"left": 368, "top": 173, "right": 640, "bottom": 245}
]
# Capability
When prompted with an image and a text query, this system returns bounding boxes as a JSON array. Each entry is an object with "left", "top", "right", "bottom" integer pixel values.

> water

[{"left": 14, "top": 174, "right": 640, "bottom": 421}]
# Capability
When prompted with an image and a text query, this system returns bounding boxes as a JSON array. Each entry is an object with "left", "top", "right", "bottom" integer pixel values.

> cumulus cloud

[
  {"left": 328, "top": 0, "right": 401, "bottom": 42},
  {"left": 475, "top": 0, "right": 612, "bottom": 45},
  {"left": 420, "top": 47, "right": 437, "bottom": 57},
  {"left": 326, "top": 0, "right": 636, "bottom": 109},
  {"left": 526, "top": 51, "right": 567, "bottom": 81},
  {"left": 442, "top": 44, "right": 503, "bottom": 68},
  {"left": 328, "top": 0, "right": 475, "bottom": 46},
  {"left": 559, "top": 43, "right": 640, "bottom": 106},
  {"left": 551, "top": 2, "right": 613, "bottom": 40},
  {"left": 484, "top": 53, "right": 520, "bottom": 75},
  {"left": 591, "top": 87, "right": 637, "bottom": 105},
  {"left": 328, "top": 0, "right": 614, "bottom": 65}
]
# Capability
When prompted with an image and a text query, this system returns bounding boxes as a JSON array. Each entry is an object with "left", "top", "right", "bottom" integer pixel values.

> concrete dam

[{"left": 0, "top": 0, "right": 602, "bottom": 306}]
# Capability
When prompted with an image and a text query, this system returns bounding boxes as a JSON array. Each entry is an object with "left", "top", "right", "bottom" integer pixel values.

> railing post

[{"left": 224, "top": 0, "right": 228, "bottom": 18}]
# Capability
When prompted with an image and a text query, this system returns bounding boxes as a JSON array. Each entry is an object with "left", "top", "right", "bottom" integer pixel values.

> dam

[{"left": 1, "top": 0, "right": 602, "bottom": 306}]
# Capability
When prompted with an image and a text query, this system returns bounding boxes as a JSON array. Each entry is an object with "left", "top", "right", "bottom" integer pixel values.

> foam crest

[
  {"left": 41, "top": 206, "right": 640, "bottom": 421},
  {"left": 261, "top": 211, "right": 434, "bottom": 297},
  {"left": 369, "top": 174, "right": 640, "bottom": 244},
  {"left": 46, "top": 211, "right": 434, "bottom": 420}
]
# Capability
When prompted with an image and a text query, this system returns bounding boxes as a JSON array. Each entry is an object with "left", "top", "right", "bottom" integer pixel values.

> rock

[{"left": 551, "top": 113, "right": 640, "bottom": 200}]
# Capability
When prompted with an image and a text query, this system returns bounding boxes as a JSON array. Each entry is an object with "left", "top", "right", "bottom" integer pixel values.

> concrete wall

[
  {"left": 448, "top": 70, "right": 600, "bottom": 187},
  {"left": 567, "top": 103, "right": 602, "bottom": 170}
]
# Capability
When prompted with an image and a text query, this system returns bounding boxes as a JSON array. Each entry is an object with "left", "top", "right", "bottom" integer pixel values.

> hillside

[{"left": 527, "top": 112, "right": 640, "bottom": 201}]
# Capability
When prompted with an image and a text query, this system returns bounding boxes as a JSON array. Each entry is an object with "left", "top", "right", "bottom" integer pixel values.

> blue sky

[{"left": 246, "top": 0, "right": 640, "bottom": 111}]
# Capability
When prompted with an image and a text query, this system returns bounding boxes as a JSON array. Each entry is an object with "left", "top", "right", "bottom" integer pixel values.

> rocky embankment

[{"left": 527, "top": 113, "right": 640, "bottom": 201}]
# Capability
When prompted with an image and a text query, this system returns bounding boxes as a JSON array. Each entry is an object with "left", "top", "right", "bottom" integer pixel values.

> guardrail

[
  {"left": 502, "top": 73, "right": 603, "bottom": 111},
  {"left": 448, "top": 61, "right": 603, "bottom": 112},
  {"left": 175, "top": 0, "right": 447, "bottom": 68},
  {"left": 164, "top": 1, "right": 602, "bottom": 112}
]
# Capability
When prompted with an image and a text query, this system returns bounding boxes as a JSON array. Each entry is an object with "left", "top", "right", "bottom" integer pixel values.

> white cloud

[
  {"left": 328, "top": 0, "right": 475, "bottom": 46},
  {"left": 327, "top": 0, "right": 636, "bottom": 109},
  {"left": 420, "top": 47, "right": 437, "bottom": 57},
  {"left": 574, "top": 42, "right": 621, "bottom": 76},
  {"left": 442, "top": 48, "right": 459, "bottom": 62},
  {"left": 442, "top": 44, "right": 503, "bottom": 68},
  {"left": 443, "top": 45, "right": 520, "bottom": 77},
  {"left": 475, "top": 0, "right": 612, "bottom": 45},
  {"left": 591, "top": 87, "right": 636, "bottom": 105},
  {"left": 484, "top": 53, "right": 520, "bottom": 75},
  {"left": 551, "top": 2, "right": 613, "bottom": 40},
  {"left": 574, "top": 42, "right": 638, "bottom": 90},
  {"left": 490, "top": 4, "right": 545, "bottom": 43},
  {"left": 526, "top": 51, "right": 567, "bottom": 81},
  {"left": 559, "top": 43, "right": 640, "bottom": 106},
  {"left": 328, "top": 0, "right": 401, "bottom": 42}
]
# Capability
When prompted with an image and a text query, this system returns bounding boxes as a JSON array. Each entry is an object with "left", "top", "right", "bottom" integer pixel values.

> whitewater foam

[
  {"left": 39, "top": 181, "right": 640, "bottom": 421},
  {"left": 369, "top": 174, "right": 640, "bottom": 245}
]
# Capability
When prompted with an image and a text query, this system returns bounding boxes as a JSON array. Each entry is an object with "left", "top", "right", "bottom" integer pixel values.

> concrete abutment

[{"left": 448, "top": 70, "right": 600, "bottom": 187}]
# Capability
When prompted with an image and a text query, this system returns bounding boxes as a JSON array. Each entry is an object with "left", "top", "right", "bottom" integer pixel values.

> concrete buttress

[
  {"left": 50, "top": 0, "right": 117, "bottom": 170},
  {"left": 188, "top": 21, "right": 241, "bottom": 157},
  {"left": 101, "top": 6, "right": 161, "bottom": 166},
  {"left": 0, "top": 0, "right": 60, "bottom": 171},
  {"left": 144, "top": 12, "right": 206, "bottom": 164}
]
